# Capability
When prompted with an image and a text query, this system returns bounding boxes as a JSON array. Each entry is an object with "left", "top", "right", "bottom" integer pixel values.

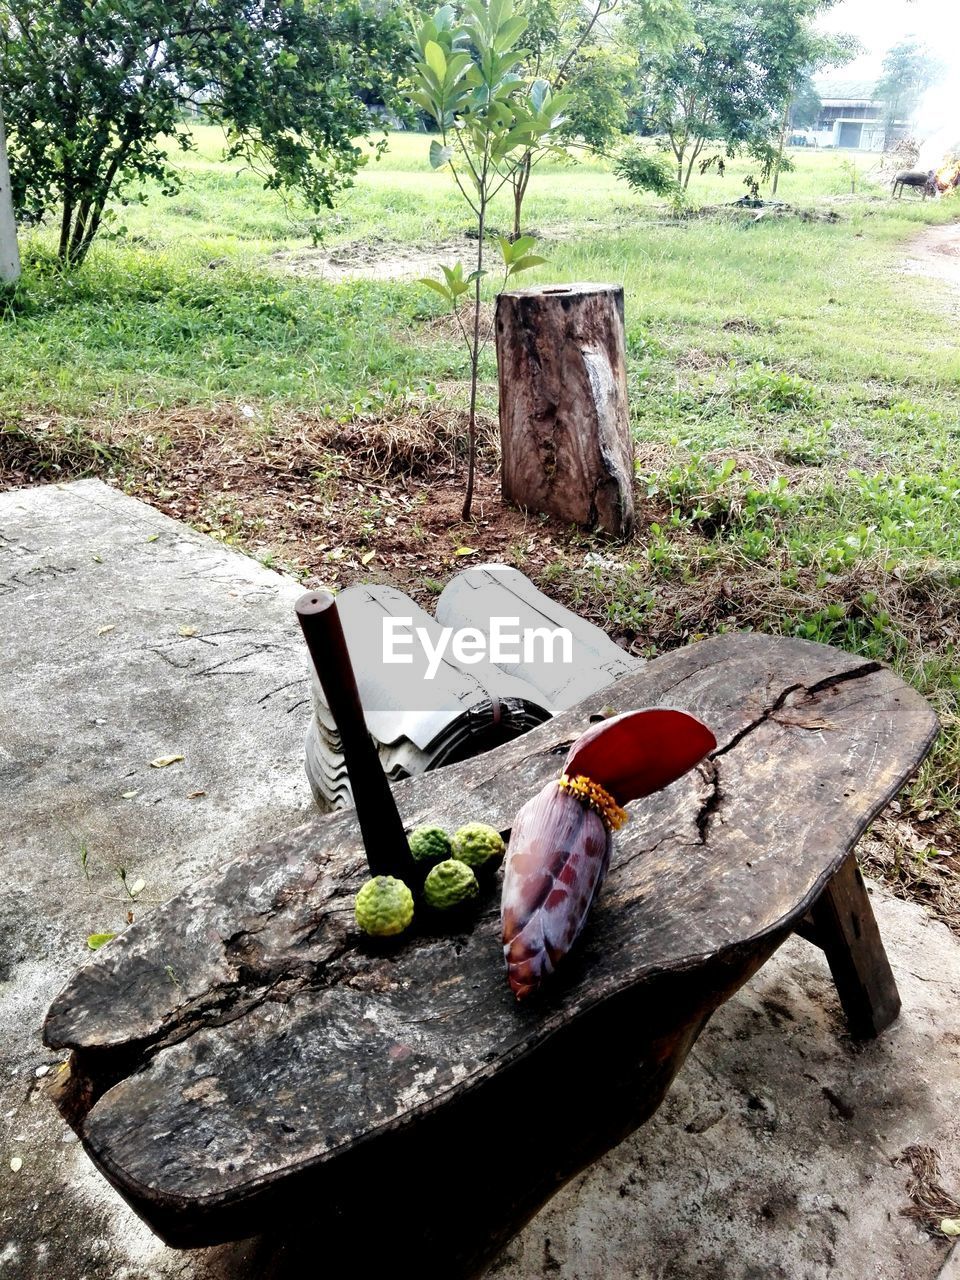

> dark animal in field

[{"left": 892, "top": 169, "right": 937, "bottom": 199}]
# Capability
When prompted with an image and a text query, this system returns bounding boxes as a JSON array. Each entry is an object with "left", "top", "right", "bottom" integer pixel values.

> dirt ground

[
  {"left": 274, "top": 235, "right": 482, "bottom": 282},
  {"left": 902, "top": 221, "right": 960, "bottom": 293},
  {"left": 270, "top": 218, "right": 633, "bottom": 282}
]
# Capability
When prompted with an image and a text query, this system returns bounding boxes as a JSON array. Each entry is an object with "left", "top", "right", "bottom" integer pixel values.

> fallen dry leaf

[
  {"left": 361, "top": 550, "right": 376, "bottom": 565},
  {"left": 150, "top": 754, "right": 184, "bottom": 769},
  {"left": 187, "top": 789, "right": 207, "bottom": 799},
  {"left": 96, "top": 624, "right": 116, "bottom": 637},
  {"left": 454, "top": 546, "right": 477, "bottom": 557},
  {"left": 178, "top": 625, "right": 198, "bottom": 638}
]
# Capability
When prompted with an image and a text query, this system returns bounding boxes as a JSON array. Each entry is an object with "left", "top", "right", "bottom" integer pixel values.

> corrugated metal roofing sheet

[{"left": 304, "top": 565, "right": 643, "bottom": 811}]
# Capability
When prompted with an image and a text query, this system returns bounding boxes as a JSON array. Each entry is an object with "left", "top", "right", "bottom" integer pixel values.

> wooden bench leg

[{"left": 807, "top": 852, "right": 901, "bottom": 1039}]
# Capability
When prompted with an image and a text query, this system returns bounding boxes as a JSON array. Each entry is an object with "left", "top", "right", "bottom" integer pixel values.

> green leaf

[
  {"left": 494, "top": 14, "right": 527, "bottom": 52},
  {"left": 418, "top": 277, "right": 454, "bottom": 302},
  {"left": 439, "top": 264, "right": 471, "bottom": 297},
  {"left": 429, "top": 140, "right": 453, "bottom": 169},
  {"left": 507, "top": 255, "right": 548, "bottom": 275},
  {"left": 445, "top": 51, "right": 473, "bottom": 84},
  {"left": 529, "top": 78, "right": 550, "bottom": 114},
  {"left": 424, "top": 40, "right": 447, "bottom": 82},
  {"left": 409, "top": 91, "right": 440, "bottom": 119},
  {"left": 87, "top": 932, "right": 117, "bottom": 950},
  {"left": 510, "top": 235, "right": 537, "bottom": 258}
]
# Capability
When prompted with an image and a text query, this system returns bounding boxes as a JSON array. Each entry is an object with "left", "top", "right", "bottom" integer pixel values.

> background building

[{"left": 793, "top": 79, "right": 901, "bottom": 150}]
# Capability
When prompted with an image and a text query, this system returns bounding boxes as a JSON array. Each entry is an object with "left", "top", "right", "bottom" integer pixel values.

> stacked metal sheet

[
  {"left": 304, "top": 566, "right": 643, "bottom": 811},
  {"left": 435, "top": 563, "right": 642, "bottom": 712}
]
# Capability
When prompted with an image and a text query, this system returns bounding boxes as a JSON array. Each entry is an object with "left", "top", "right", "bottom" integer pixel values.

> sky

[
  {"left": 815, "top": 0, "right": 960, "bottom": 156},
  {"left": 816, "top": 0, "right": 960, "bottom": 81}
]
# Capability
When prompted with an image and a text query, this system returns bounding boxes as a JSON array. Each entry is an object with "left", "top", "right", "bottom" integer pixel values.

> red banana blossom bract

[{"left": 500, "top": 709, "right": 717, "bottom": 1001}]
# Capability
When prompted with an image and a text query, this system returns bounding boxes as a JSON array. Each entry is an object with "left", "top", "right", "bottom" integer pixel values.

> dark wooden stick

[{"left": 296, "top": 590, "right": 414, "bottom": 882}]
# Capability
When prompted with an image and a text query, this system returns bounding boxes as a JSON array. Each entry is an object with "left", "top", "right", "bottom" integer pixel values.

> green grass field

[{"left": 2, "top": 130, "right": 959, "bottom": 892}]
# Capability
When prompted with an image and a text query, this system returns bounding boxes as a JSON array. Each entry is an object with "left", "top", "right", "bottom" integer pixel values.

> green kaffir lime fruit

[
  {"left": 354, "top": 876, "right": 415, "bottom": 937},
  {"left": 423, "top": 859, "right": 479, "bottom": 911},
  {"left": 408, "top": 824, "right": 452, "bottom": 865},
  {"left": 451, "top": 822, "right": 506, "bottom": 870}
]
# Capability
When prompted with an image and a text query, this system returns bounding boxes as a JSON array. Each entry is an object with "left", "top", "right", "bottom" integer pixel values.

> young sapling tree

[
  {"left": 508, "top": 0, "right": 690, "bottom": 240},
  {"left": 409, "top": 0, "right": 568, "bottom": 520}
]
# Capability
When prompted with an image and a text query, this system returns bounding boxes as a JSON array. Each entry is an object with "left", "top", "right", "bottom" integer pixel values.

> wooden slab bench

[{"left": 43, "top": 634, "right": 938, "bottom": 1277}]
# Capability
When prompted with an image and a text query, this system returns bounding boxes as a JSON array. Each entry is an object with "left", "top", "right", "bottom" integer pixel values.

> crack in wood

[
  {"left": 805, "top": 662, "right": 882, "bottom": 697},
  {"left": 693, "top": 662, "right": 885, "bottom": 845},
  {"left": 696, "top": 759, "right": 722, "bottom": 845},
  {"left": 713, "top": 682, "right": 806, "bottom": 760}
]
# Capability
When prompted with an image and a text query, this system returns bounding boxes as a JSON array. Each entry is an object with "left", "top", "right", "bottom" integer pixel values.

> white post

[{"left": 0, "top": 103, "right": 21, "bottom": 285}]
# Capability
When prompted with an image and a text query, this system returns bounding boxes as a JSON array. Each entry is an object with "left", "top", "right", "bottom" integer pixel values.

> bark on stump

[{"left": 496, "top": 283, "right": 634, "bottom": 537}]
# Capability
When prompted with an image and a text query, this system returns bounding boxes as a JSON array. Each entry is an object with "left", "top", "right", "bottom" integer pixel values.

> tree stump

[
  {"left": 43, "top": 635, "right": 938, "bottom": 1273},
  {"left": 496, "top": 283, "right": 634, "bottom": 537}
]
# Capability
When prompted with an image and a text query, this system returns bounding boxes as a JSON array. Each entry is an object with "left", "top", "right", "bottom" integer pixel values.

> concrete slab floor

[{"left": 1, "top": 479, "right": 958, "bottom": 1280}]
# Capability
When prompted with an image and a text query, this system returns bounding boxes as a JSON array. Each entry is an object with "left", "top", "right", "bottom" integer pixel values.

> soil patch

[
  {"left": 691, "top": 201, "right": 843, "bottom": 224},
  {"left": 100, "top": 405, "right": 556, "bottom": 604},
  {"left": 275, "top": 236, "right": 487, "bottom": 283},
  {"left": 901, "top": 220, "right": 960, "bottom": 294}
]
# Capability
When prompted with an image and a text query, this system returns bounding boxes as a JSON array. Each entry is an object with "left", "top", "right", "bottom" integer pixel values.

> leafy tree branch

[{"left": 0, "top": 0, "right": 411, "bottom": 265}]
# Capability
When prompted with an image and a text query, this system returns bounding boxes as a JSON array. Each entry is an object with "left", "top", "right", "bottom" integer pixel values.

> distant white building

[{"left": 793, "top": 79, "right": 896, "bottom": 151}]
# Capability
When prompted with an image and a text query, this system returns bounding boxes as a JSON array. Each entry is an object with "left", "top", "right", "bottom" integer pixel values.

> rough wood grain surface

[
  {"left": 496, "top": 283, "right": 634, "bottom": 536},
  {"left": 43, "top": 635, "right": 938, "bottom": 1269}
]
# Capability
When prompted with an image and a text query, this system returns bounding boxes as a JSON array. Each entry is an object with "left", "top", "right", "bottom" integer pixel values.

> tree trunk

[
  {"left": 771, "top": 99, "right": 790, "bottom": 196},
  {"left": 512, "top": 153, "right": 532, "bottom": 240},
  {"left": 462, "top": 198, "right": 486, "bottom": 522},
  {"left": 496, "top": 283, "right": 635, "bottom": 538},
  {"left": 0, "top": 104, "right": 20, "bottom": 285}
]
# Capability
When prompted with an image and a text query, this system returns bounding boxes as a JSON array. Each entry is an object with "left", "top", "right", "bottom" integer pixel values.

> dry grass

[
  {"left": 0, "top": 415, "right": 127, "bottom": 485},
  {"left": 323, "top": 407, "right": 499, "bottom": 478},
  {"left": 860, "top": 821, "right": 960, "bottom": 927},
  {"left": 413, "top": 302, "right": 496, "bottom": 346},
  {"left": 1, "top": 402, "right": 499, "bottom": 488},
  {"left": 895, "top": 1145, "right": 960, "bottom": 1236}
]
